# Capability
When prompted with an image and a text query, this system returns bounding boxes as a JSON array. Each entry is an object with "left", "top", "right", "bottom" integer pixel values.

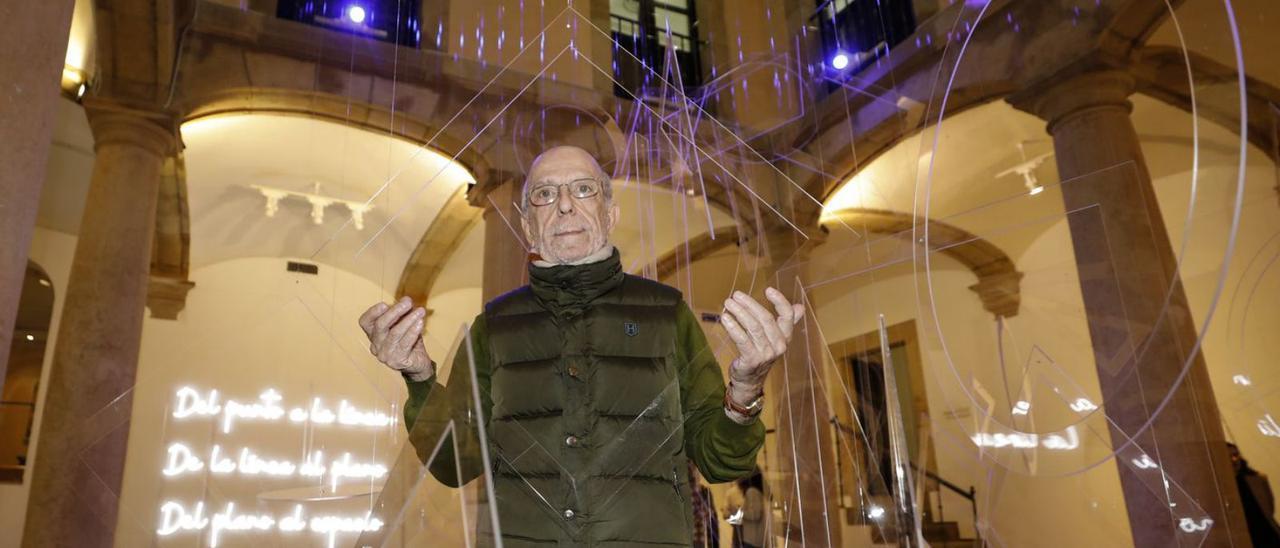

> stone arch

[{"left": 656, "top": 209, "right": 1025, "bottom": 319}]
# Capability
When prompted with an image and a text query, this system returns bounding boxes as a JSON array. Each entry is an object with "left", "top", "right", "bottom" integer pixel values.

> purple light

[
  {"left": 346, "top": 5, "right": 367, "bottom": 24},
  {"left": 831, "top": 52, "right": 850, "bottom": 70}
]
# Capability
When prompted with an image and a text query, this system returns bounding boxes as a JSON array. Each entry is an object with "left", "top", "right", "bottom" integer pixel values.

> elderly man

[{"left": 359, "top": 146, "right": 801, "bottom": 547}]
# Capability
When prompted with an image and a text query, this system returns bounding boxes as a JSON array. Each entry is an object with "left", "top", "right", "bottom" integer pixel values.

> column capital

[
  {"left": 1008, "top": 69, "right": 1137, "bottom": 135},
  {"left": 146, "top": 275, "right": 196, "bottom": 320},
  {"left": 467, "top": 169, "right": 523, "bottom": 210},
  {"left": 967, "top": 267, "right": 1025, "bottom": 319},
  {"left": 82, "top": 99, "right": 178, "bottom": 157}
]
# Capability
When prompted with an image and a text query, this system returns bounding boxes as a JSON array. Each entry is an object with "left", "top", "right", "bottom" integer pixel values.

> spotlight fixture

[
  {"left": 827, "top": 43, "right": 888, "bottom": 75},
  {"left": 26, "top": 335, "right": 35, "bottom": 342},
  {"left": 830, "top": 52, "right": 850, "bottom": 70},
  {"left": 346, "top": 5, "right": 367, "bottom": 24}
]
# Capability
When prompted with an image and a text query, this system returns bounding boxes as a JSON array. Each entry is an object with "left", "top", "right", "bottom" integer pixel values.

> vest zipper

[{"left": 672, "top": 465, "right": 692, "bottom": 535}]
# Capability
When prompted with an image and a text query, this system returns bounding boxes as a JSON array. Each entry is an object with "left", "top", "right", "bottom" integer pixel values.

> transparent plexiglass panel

[{"left": 24, "top": 1, "right": 1277, "bottom": 547}]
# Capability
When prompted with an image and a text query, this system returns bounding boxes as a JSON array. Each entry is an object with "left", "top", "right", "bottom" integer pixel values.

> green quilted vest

[{"left": 483, "top": 255, "right": 694, "bottom": 547}]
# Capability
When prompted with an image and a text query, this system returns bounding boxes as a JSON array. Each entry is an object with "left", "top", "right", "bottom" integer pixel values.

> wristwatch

[{"left": 724, "top": 381, "right": 764, "bottom": 418}]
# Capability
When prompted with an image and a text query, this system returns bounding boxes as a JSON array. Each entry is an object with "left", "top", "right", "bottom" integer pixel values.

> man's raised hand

[
  {"left": 358, "top": 296, "right": 434, "bottom": 382},
  {"left": 719, "top": 287, "right": 805, "bottom": 390}
]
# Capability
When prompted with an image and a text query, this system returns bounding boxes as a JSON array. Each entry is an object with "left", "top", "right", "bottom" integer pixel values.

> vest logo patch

[{"left": 624, "top": 321, "right": 639, "bottom": 337}]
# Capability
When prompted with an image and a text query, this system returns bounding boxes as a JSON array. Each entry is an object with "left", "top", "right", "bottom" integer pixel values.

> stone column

[
  {"left": 0, "top": 0, "right": 75, "bottom": 381},
  {"left": 478, "top": 179, "right": 530, "bottom": 302},
  {"left": 1011, "top": 70, "right": 1249, "bottom": 546},
  {"left": 22, "top": 103, "right": 175, "bottom": 548}
]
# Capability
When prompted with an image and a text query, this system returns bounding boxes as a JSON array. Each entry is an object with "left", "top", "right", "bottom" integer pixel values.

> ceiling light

[
  {"left": 26, "top": 335, "right": 35, "bottom": 341},
  {"left": 830, "top": 52, "right": 850, "bottom": 70},
  {"left": 347, "top": 5, "right": 366, "bottom": 24}
]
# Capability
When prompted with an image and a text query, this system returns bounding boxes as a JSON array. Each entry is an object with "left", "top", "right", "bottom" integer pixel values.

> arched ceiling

[
  {"left": 180, "top": 113, "right": 476, "bottom": 287},
  {"left": 820, "top": 98, "right": 1062, "bottom": 262},
  {"left": 817, "top": 92, "right": 1267, "bottom": 266}
]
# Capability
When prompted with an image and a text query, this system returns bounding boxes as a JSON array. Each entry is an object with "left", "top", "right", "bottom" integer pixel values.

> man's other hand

[
  {"left": 358, "top": 296, "right": 434, "bottom": 382},
  {"left": 720, "top": 287, "right": 804, "bottom": 391}
]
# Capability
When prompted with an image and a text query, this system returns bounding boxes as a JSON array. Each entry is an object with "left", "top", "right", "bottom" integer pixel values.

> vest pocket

[{"left": 671, "top": 464, "right": 690, "bottom": 532}]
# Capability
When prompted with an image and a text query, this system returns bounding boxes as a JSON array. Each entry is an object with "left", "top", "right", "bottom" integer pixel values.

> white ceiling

[
  {"left": 820, "top": 98, "right": 1064, "bottom": 263},
  {"left": 180, "top": 114, "right": 475, "bottom": 289}
]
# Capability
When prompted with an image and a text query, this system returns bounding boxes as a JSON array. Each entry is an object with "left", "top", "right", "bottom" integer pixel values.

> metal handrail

[{"left": 908, "top": 461, "right": 973, "bottom": 502}]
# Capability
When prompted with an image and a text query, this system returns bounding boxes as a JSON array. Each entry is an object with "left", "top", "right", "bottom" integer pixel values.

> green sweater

[{"left": 403, "top": 301, "right": 765, "bottom": 483}]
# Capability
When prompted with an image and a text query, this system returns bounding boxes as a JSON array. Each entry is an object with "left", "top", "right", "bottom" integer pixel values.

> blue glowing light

[
  {"left": 831, "top": 53, "right": 850, "bottom": 70},
  {"left": 347, "top": 5, "right": 367, "bottom": 24}
]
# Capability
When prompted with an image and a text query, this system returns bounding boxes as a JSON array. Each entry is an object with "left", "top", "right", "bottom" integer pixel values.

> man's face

[{"left": 521, "top": 147, "right": 619, "bottom": 264}]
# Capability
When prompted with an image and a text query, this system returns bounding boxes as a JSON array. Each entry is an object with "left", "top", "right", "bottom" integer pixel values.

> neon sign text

[
  {"left": 171, "top": 386, "right": 392, "bottom": 434},
  {"left": 1132, "top": 454, "right": 1158, "bottom": 470},
  {"left": 161, "top": 442, "right": 385, "bottom": 487},
  {"left": 971, "top": 426, "right": 1079, "bottom": 451},
  {"left": 1258, "top": 414, "right": 1280, "bottom": 438},
  {"left": 159, "top": 386, "right": 391, "bottom": 547},
  {"left": 1069, "top": 398, "right": 1097, "bottom": 413},
  {"left": 1178, "top": 517, "right": 1213, "bottom": 533},
  {"left": 156, "top": 501, "right": 382, "bottom": 548}
]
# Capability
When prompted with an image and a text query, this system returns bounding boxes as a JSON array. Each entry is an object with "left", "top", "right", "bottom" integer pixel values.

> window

[
  {"left": 610, "top": 0, "right": 705, "bottom": 99},
  {"left": 813, "top": 0, "right": 916, "bottom": 75},
  {"left": 1, "top": 262, "right": 54, "bottom": 483},
  {"left": 276, "top": 0, "right": 424, "bottom": 48}
]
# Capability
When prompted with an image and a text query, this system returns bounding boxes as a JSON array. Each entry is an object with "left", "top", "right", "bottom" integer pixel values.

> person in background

[
  {"left": 725, "top": 468, "right": 765, "bottom": 548},
  {"left": 1228, "top": 442, "right": 1280, "bottom": 545}
]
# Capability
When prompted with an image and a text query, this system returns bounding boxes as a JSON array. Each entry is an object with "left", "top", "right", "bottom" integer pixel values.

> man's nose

[{"left": 556, "top": 185, "right": 575, "bottom": 215}]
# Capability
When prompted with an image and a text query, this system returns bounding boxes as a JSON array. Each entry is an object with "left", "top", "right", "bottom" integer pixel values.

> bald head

[{"left": 522, "top": 146, "right": 611, "bottom": 209}]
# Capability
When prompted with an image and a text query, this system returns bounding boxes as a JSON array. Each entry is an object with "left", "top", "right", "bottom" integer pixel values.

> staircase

[{"left": 864, "top": 517, "right": 980, "bottom": 547}]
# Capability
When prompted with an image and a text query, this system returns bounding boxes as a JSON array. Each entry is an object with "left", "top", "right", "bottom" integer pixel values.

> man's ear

[
  {"left": 519, "top": 212, "right": 537, "bottom": 252},
  {"left": 607, "top": 202, "right": 620, "bottom": 232}
]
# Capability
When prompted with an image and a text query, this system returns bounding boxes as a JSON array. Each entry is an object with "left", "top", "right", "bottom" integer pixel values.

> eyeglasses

[{"left": 527, "top": 178, "right": 602, "bottom": 207}]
